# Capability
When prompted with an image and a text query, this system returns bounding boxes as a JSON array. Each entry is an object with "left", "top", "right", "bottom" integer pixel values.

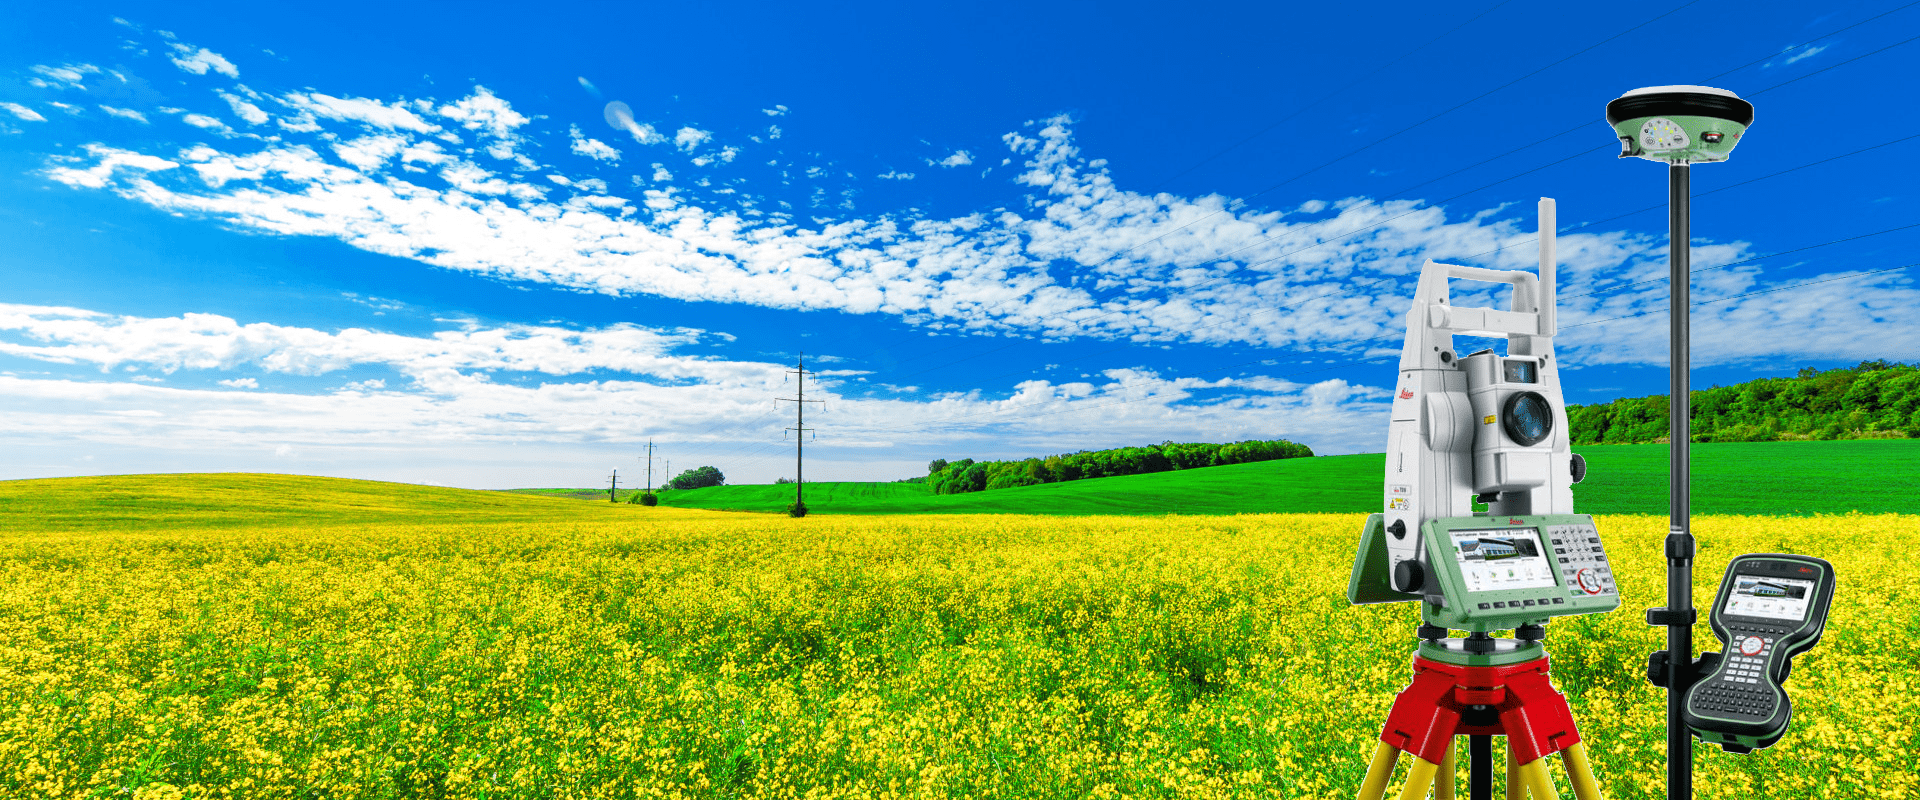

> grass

[{"left": 641, "top": 439, "right": 1920, "bottom": 517}]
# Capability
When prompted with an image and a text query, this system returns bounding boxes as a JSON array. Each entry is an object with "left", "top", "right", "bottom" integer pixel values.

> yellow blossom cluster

[{"left": 0, "top": 510, "right": 1910, "bottom": 798}]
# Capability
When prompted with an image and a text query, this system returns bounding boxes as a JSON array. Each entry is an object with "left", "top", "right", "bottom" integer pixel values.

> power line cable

[
  {"left": 722, "top": 252, "right": 1920, "bottom": 472},
  {"left": 838, "top": 2, "right": 1712, "bottom": 372},
  {"left": 876, "top": 258, "right": 1920, "bottom": 438},
  {"left": 853, "top": 229, "right": 1920, "bottom": 436},
  {"left": 892, "top": 218, "right": 1920, "bottom": 405},
  {"left": 705, "top": 5, "right": 1920, "bottom": 469},
  {"left": 882, "top": 125, "right": 1920, "bottom": 406},
  {"left": 1455, "top": 131, "right": 1920, "bottom": 264},
  {"left": 848, "top": 3, "right": 1908, "bottom": 390},
  {"left": 1143, "top": 0, "right": 1517, "bottom": 193}
]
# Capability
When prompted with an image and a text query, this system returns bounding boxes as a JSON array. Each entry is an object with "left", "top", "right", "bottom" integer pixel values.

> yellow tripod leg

[
  {"left": 1518, "top": 758, "right": 1559, "bottom": 800},
  {"left": 1397, "top": 757, "right": 1441, "bottom": 800},
  {"left": 1559, "top": 742, "right": 1603, "bottom": 800},
  {"left": 1436, "top": 739, "right": 1456, "bottom": 800},
  {"left": 1506, "top": 745, "right": 1526, "bottom": 800},
  {"left": 1358, "top": 742, "right": 1401, "bottom": 800}
]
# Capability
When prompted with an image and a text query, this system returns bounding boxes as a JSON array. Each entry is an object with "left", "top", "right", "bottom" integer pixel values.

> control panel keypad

[
  {"left": 1691, "top": 622, "right": 1789, "bottom": 720},
  {"left": 1548, "top": 524, "right": 1617, "bottom": 597}
]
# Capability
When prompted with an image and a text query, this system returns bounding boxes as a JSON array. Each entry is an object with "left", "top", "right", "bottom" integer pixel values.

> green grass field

[{"left": 629, "top": 439, "right": 1920, "bottom": 517}]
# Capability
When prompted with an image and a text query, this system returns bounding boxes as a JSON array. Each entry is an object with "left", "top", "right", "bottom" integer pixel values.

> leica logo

[{"left": 1398, "top": 388, "right": 1414, "bottom": 399}]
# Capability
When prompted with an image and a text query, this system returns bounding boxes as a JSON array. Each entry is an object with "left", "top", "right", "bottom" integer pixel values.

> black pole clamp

[
  {"left": 1646, "top": 607, "right": 1696, "bottom": 627},
  {"left": 1647, "top": 649, "right": 1722, "bottom": 689}
]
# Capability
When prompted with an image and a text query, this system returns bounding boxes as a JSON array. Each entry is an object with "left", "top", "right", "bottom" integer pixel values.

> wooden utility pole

[
  {"left": 607, "top": 468, "right": 619, "bottom": 502},
  {"left": 776, "top": 352, "right": 822, "bottom": 512}
]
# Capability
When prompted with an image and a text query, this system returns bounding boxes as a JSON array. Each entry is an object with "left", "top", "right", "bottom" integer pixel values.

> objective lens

[{"left": 1503, "top": 391, "right": 1553, "bottom": 447}]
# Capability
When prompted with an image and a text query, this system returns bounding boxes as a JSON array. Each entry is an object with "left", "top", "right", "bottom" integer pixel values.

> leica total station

[{"left": 1348, "top": 197, "right": 1614, "bottom": 800}]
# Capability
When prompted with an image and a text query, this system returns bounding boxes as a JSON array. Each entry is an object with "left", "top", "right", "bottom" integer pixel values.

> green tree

[{"left": 668, "top": 466, "right": 726, "bottom": 490}]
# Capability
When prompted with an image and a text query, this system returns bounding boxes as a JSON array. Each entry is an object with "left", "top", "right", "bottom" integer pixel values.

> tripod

[{"left": 1357, "top": 631, "right": 1603, "bottom": 800}]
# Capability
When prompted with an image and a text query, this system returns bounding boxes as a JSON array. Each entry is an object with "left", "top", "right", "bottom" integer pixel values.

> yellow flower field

[{"left": 0, "top": 505, "right": 1913, "bottom": 799}]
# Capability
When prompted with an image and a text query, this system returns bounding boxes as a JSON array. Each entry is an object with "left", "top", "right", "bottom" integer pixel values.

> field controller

[
  {"left": 1349, "top": 512, "right": 1620, "bottom": 631},
  {"left": 1683, "top": 553, "right": 1835, "bottom": 753}
]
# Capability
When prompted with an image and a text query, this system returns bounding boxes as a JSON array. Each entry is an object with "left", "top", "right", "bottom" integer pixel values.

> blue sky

[{"left": 2, "top": 1, "right": 1916, "bottom": 488}]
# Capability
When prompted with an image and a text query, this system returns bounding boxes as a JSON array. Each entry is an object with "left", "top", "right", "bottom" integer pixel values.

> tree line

[
  {"left": 667, "top": 466, "right": 726, "bottom": 490},
  {"left": 1568, "top": 360, "right": 1920, "bottom": 444},
  {"left": 923, "top": 438, "right": 1314, "bottom": 495}
]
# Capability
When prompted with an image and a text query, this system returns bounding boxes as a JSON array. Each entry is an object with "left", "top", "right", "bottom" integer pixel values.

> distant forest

[
  {"left": 1569, "top": 360, "right": 1920, "bottom": 445},
  {"left": 925, "top": 439, "right": 1314, "bottom": 495}
]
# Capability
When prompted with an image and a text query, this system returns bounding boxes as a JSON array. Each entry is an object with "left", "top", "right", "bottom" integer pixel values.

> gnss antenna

[{"left": 1605, "top": 84, "right": 1754, "bottom": 800}]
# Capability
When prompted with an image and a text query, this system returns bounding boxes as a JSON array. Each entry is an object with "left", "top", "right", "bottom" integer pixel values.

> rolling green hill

[
  {"left": 0, "top": 472, "right": 635, "bottom": 533},
  {"left": 7, "top": 439, "right": 1912, "bottom": 532},
  {"left": 649, "top": 439, "right": 1920, "bottom": 517}
]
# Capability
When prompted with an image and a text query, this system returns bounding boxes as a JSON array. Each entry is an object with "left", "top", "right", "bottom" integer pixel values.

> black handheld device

[{"left": 1682, "top": 553, "right": 1835, "bottom": 753}]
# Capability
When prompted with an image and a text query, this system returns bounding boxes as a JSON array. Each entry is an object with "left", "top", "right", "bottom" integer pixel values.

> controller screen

[
  {"left": 1723, "top": 575, "right": 1817, "bottom": 621},
  {"left": 1449, "top": 528, "right": 1557, "bottom": 592}
]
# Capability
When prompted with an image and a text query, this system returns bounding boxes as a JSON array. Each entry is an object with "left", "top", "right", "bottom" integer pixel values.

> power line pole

[
  {"left": 643, "top": 440, "right": 655, "bottom": 494},
  {"left": 607, "top": 468, "right": 619, "bottom": 503},
  {"left": 776, "top": 351, "right": 822, "bottom": 513}
]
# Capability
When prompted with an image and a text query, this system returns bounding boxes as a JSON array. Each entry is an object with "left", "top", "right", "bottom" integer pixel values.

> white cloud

[
  {"left": 436, "top": 86, "right": 528, "bottom": 140},
  {"left": 332, "top": 134, "right": 409, "bottom": 171},
  {"left": 0, "top": 303, "right": 731, "bottom": 381},
  {"left": 1777, "top": 43, "right": 1830, "bottom": 67},
  {"left": 0, "top": 301, "right": 1395, "bottom": 480},
  {"left": 1, "top": 103, "right": 45, "bottom": 122},
  {"left": 767, "top": 124, "right": 782, "bottom": 140},
  {"left": 168, "top": 43, "right": 239, "bottom": 78},
  {"left": 217, "top": 90, "right": 270, "bottom": 125},
  {"left": 932, "top": 150, "right": 973, "bottom": 167},
  {"left": 29, "top": 63, "right": 101, "bottom": 89},
  {"left": 569, "top": 124, "right": 621, "bottom": 162},
  {"left": 400, "top": 140, "right": 452, "bottom": 167},
  {"left": 877, "top": 170, "right": 915, "bottom": 180},
  {"left": 42, "top": 85, "right": 1920, "bottom": 377},
  {"left": 762, "top": 104, "right": 789, "bottom": 116},
  {"left": 180, "top": 114, "right": 232, "bottom": 134},
  {"left": 280, "top": 92, "right": 439, "bottom": 133},
  {"left": 44, "top": 144, "right": 178, "bottom": 189},
  {"left": 99, "top": 105, "right": 149, "bottom": 123},
  {"left": 674, "top": 126, "right": 711, "bottom": 152},
  {"left": 439, "top": 161, "right": 514, "bottom": 195}
]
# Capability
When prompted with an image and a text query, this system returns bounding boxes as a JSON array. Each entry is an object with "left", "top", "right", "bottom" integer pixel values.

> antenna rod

[
  {"left": 1665, "top": 161, "right": 1696, "bottom": 798},
  {"left": 1539, "top": 197, "right": 1556, "bottom": 335}
]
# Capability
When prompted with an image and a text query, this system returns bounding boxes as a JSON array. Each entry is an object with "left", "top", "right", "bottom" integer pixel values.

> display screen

[
  {"left": 1722, "top": 575, "right": 1817, "bottom": 621},
  {"left": 1449, "top": 528, "right": 1558, "bottom": 592},
  {"left": 1503, "top": 360, "right": 1538, "bottom": 384}
]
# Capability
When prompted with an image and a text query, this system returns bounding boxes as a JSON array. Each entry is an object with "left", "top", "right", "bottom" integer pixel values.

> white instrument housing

[{"left": 1382, "top": 198, "right": 1577, "bottom": 587}]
